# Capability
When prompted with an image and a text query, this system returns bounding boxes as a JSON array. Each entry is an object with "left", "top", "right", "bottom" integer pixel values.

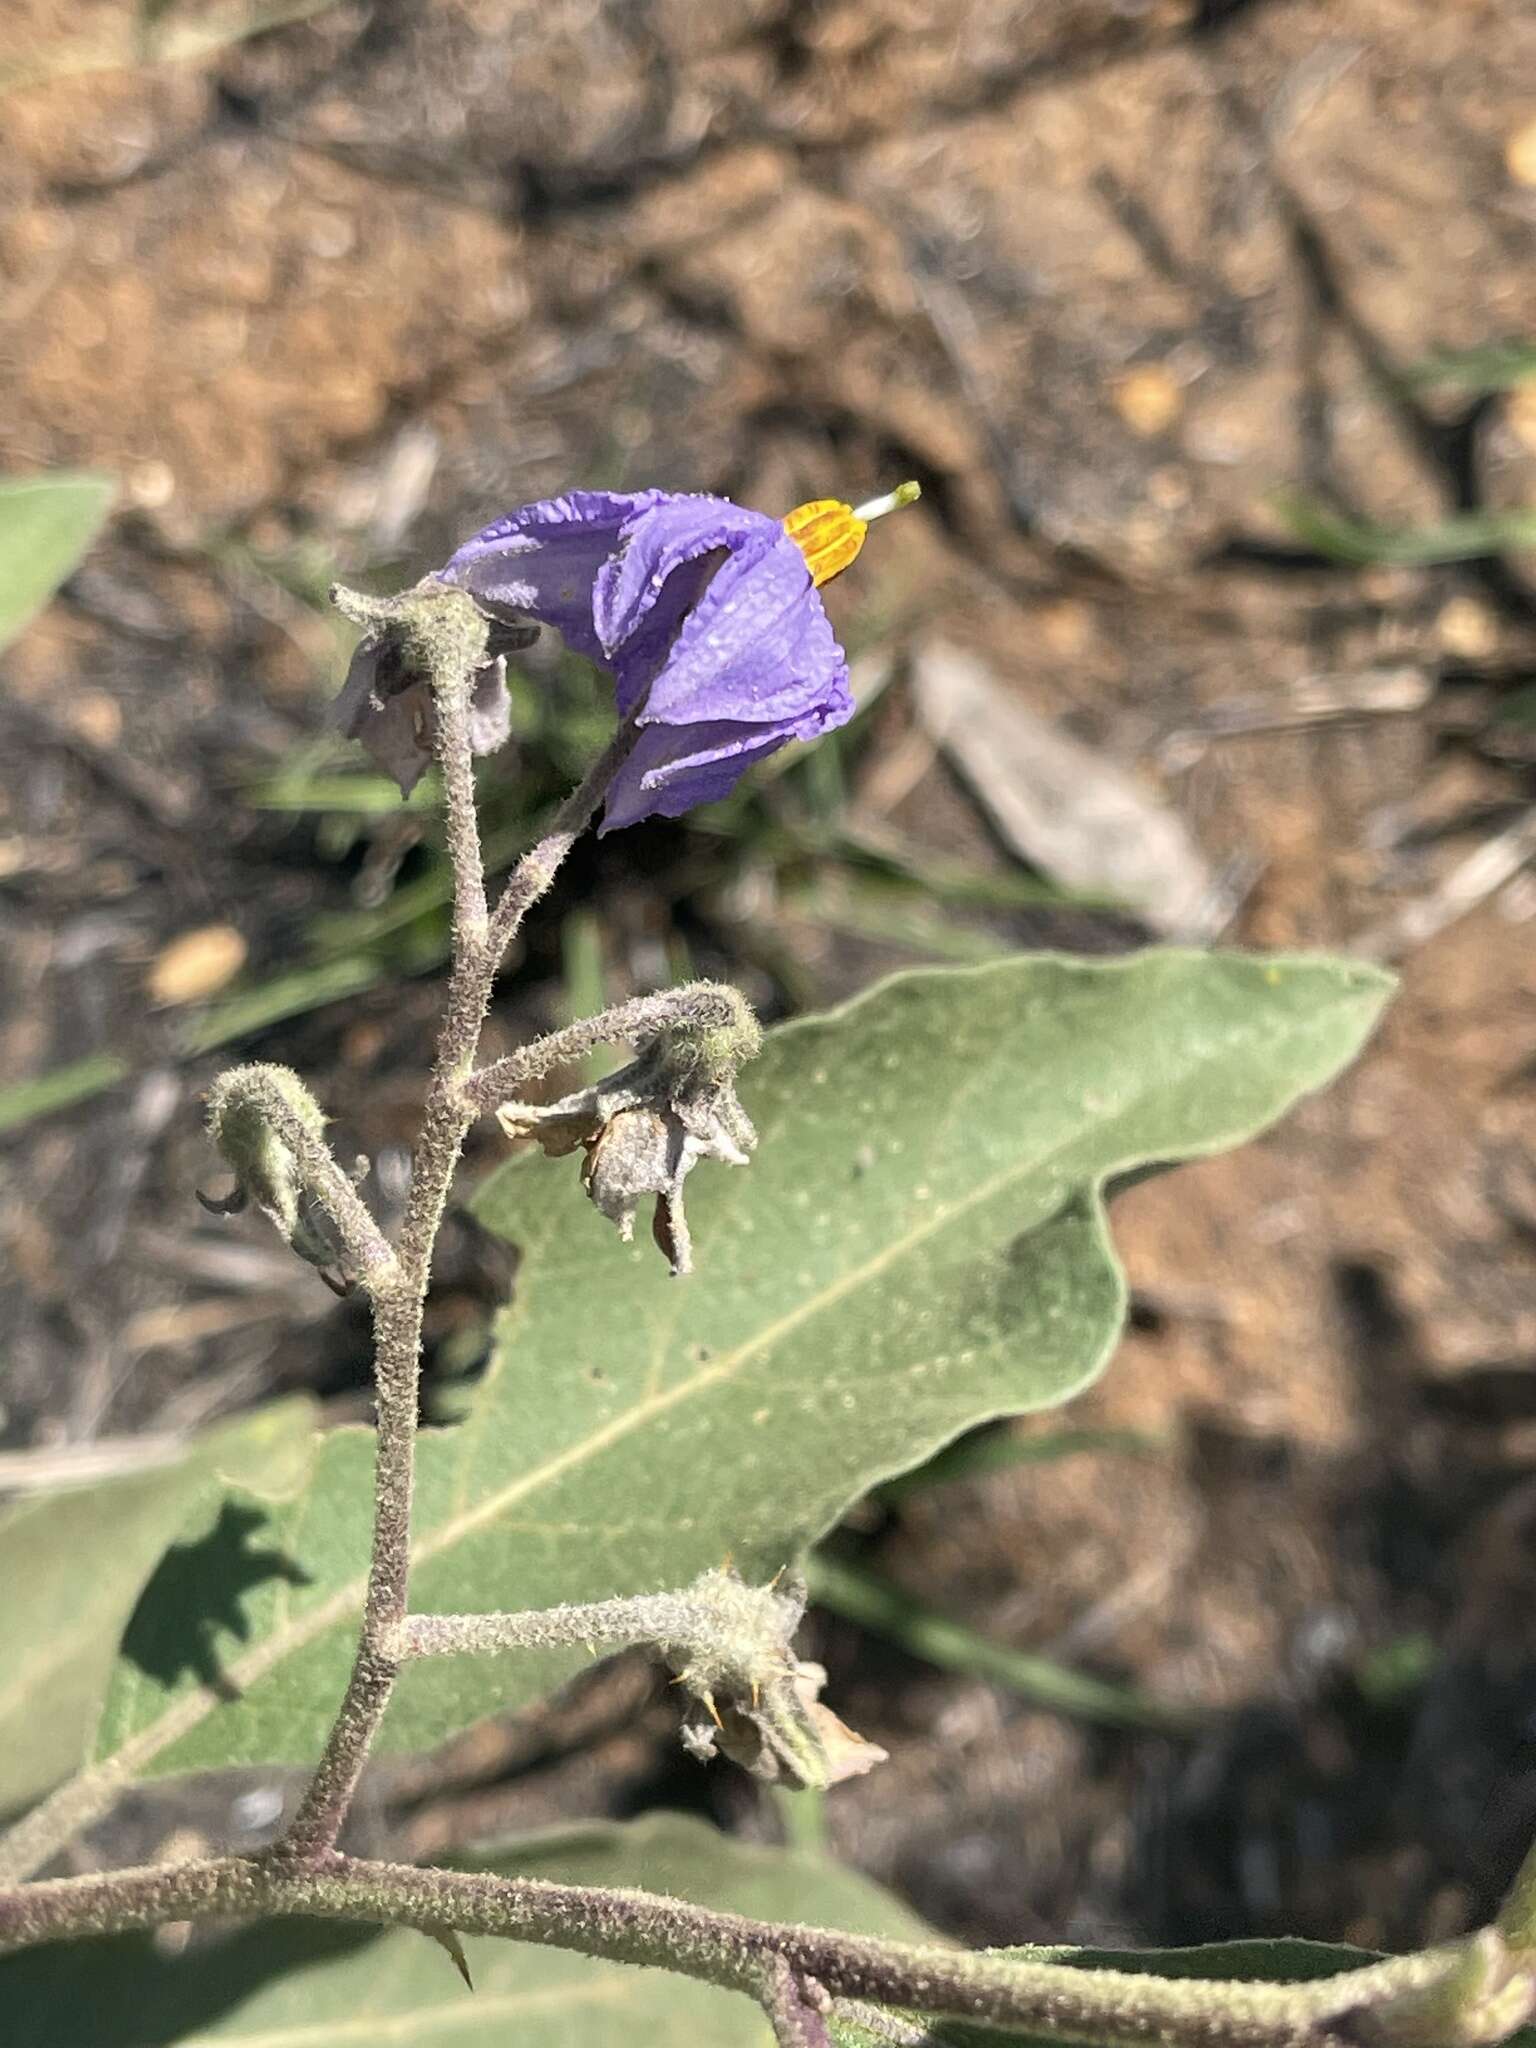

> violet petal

[
  {"left": 441, "top": 489, "right": 667, "bottom": 662},
  {"left": 598, "top": 720, "right": 795, "bottom": 832},
  {"left": 593, "top": 494, "right": 774, "bottom": 654},
  {"left": 638, "top": 526, "right": 849, "bottom": 727}
]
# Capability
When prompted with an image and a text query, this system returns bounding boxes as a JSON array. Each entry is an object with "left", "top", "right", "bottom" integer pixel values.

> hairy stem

[
  {"left": 280, "top": 592, "right": 627, "bottom": 1859},
  {"left": 2, "top": 1853, "right": 1531, "bottom": 2048},
  {"left": 484, "top": 714, "right": 639, "bottom": 965},
  {"left": 396, "top": 1583, "right": 765, "bottom": 1661},
  {"left": 0, "top": 1763, "right": 132, "bottom": 1888},
  {"left": 460, "top": 982, "right": 755, "bottom": 1118}
]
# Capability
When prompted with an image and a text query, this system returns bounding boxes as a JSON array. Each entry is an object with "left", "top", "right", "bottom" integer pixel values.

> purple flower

[
  {"left": 443, "top": 488, "right": 863, "bottom": 831},
  {"left": 333, "top": 483, "right": 917, "bottom": 827}
]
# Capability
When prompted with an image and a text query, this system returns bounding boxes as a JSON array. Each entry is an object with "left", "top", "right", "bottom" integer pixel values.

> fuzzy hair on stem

[
  {"left": 2, "top": 1850, "right": 1534, "bottom": 2048},
  {"left": 281, "top": 584, "right": 630, "bottom": 1860}
]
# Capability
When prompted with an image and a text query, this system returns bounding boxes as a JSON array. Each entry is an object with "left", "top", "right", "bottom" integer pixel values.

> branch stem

[
  {"left": 460, "top": 983, "right": 754, "bottom": 1118},
  {"left": 395, "top": 1586, "right": 745, "bottom": 1662},
  {"left": 484, "top": 712, "right": 637, "bottom": 966},
  {"left": 279, "top": 591, "right": 628, "bottom": 1860},
  {"left": 2, "top": 1853, "right": 1530, "bottom": 2048}
]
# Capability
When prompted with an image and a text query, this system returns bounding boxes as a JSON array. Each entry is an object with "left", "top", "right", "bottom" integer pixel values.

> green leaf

[
  {"left": 54, "top": 952, "right": 1387, "bottom": 1793},
  {"left": 0, "top": 1813, "right": 926, "bottom": 2045},
  {"left": 0, "top": 1403, "right": 314, "bottom": 1818},
  {"left": 0, "top": 473, "right": 115, "bottom": 656},
  {"left": 0, "top": 1052, "right": 131, "bottom": 1137},
  {"left": 1401, "top": 342, "right": 1536, "bottom": 394},
  {"left": 806, "top": 1553, "right": 1186, "bottom": 1732}
]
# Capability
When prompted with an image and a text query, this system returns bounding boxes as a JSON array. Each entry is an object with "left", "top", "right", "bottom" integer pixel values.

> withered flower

[
  {"left": 333, "top": 625, "right": 534, "bottom": 797},
  {"left": 497, "top": 1003, "right": 759, "bottom": 1275},
  {"left": 668, "top": 1567, "right": 888, "bottom": 1792}
]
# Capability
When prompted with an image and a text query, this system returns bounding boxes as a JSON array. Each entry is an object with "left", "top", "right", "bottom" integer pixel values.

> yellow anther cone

[
  {"left": 784, "top": 481, "right": 920, "bottom": 588},
  {"left": 783, "top": 499, "right": 868, "bottom": 587}
]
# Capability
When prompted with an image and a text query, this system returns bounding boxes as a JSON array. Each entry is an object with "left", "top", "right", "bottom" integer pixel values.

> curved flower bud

[{"left": 204, "top": 1063, "right": 338, "bottom": 1269}]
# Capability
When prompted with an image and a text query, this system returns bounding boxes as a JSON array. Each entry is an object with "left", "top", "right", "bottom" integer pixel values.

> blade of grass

[
  {"left": 1272, "top": 492, "right": 1536, "bottom": 567},
  {"left": 559, "top": 909, "right": 610, "bottom": 1083},
  {"left": 806, "top": 1553, "right": 1192, "bottom": 1734},
  {"left": 875, "top": 1424, "right": 1167, "bottom": 1504},
  {"left": 1, "top": 0, "right": 341, "bottom": 95},
  {"left": 771, "top": 1786, "right": 830, "bottom": 1859},
  {"left": 0, "top": 1052, "right": 131, "bottom": 1137},
  {"left": 790, "top": 887, "right": 1013, "bottom": 963},
  {"left": 179, "top": 954, "right": 386, "bottom": 1054},
  {"left": 306, "top": 817, "right": 534, "bottom": 960},
  {"left": 1401, "top": 343, "right": 1536, "bottom": 394},
  {"left": 247, "top": 772, "right": 441, "bottom": 817},
  {"left": 0, "top": 958, "right": 392, "bottom": 1137}
]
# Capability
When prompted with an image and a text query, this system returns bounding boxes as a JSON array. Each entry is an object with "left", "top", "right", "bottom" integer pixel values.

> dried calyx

[
  {"left": 498, "top": 987, "right": 761, "bottom": 1274},
  {"left": 667, "top": 1567, "right": 887, "bottom": 1793},
  {"left": 330, "top": 578, "right": 534, "bottom": 797}
]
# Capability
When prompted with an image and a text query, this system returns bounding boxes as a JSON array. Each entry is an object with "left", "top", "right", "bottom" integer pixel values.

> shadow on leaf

[
  {"left": 0, "top": 1921, "right": 379, "bottom": 2047},
  {"left": 120, "top": 1502, "right": 312, "bottom": 1702}
]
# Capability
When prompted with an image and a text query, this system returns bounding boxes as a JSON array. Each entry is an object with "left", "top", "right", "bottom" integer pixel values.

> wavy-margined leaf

[
  {"left": 0, "top": 472, "right": 115, "bottom": 655},
  {"left": 0, "top": 1403, "right": 314, "bottom": 1818},
  {"left": 0, "top": 1813, "right": 927, "bottom": 2045},
  {"left": 41, "top": 952, "right": 1388, "bottom": 1798}
]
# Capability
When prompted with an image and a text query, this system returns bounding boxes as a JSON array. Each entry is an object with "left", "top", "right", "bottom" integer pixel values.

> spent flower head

[
  {"left": 667, "top": 1566, "right": 888, "bottom": 1793},
  {"left": 496, "top": 984, "right": 761, "bottom": 1275}
]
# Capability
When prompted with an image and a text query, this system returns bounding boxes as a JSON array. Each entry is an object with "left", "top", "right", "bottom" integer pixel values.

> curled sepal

[
  {"left": 669, "top": 1566, "right": 888, "bottom": 1792},
  {"left": 497, "top": 985, "right": 760, "bottom": 1274}
]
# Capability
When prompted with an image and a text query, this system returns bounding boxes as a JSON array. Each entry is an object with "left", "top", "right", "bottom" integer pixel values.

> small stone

[
  {"left": 1112, "top": 364, "right": 1182, "bottom": 437},
  {"left": 1437, "top": 595, "right": 1499, "bottom": 661},
  {"left": 65, "top": 691, "right": 123, "bottom": 747},
  {"left": 1505, "top": 116, "right": 1536, "bottom": 187},
  {"left": 148, "top": 924, "right": 247, "bottom": 1006}
]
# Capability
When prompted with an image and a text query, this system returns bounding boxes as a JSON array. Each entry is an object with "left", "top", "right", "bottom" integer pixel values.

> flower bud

[{"left": 203, "top": 1064, "right": 338, "bottom": 1268}]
